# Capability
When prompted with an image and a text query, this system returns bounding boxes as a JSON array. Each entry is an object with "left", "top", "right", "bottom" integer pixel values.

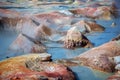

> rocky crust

[
  {"left": 64, "top": 27, "right": 93, "bottom": 49},
  {"left": 0, "top": 9, "right": 22, "bottom": 30},
  {"left": 107, "top": 55, "right": 120, "bottom": 79},
  {"left": 69, "top": 5, "right": 116, "bottom": 20},
  {"left": 9, "top": 34, "right": 46, "bottom": 53},
  {"left": 72, "top": 20, "right": 105, "bottom": 33},
  {"left": 32, "top": 11, "right": 72, "bottom": 26},
  {"left": 107, "top": 71, "right": 120, "bottom": 80},
  {"left": 0, "top": 54, "right": 75, "bottom": 80},
  {"left": 112, "top": 34, "right": 120, "bottom": 41},
  {"left": 108, "top": 75, "right": 120, "bottom": 80},
  {"left": 0, "top": 8, "right": 20, "bottom": 18},
  {"left": 75, "top": 40, "right": 120, "bottom": 72}
]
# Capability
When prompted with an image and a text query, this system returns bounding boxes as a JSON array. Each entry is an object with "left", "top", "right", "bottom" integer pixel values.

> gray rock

[
  {"left": 114, "top": 56, "right": 120, "bottom": 64},
  {"left": 59, "top": 10, "right": 73, "bottom": 16},
  {"left": 115, "top": 64, "right": 120, "bottom": 70}
]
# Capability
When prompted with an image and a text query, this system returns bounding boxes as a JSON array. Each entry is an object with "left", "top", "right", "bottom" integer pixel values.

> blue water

[
  {"left": 45, "top": 18, "right": 120, "bottom": 80},
  {"left": 46, "top": 17, "right": 120, "bottom": 60},
  {"left": 0, "top": 30, "right": 18, "bottom": 60},
  {"left": 0, "top": 30, "right": 18, "bottom": 55},
  {"left": 87, "top": 18, "right": 120, "bottom": 46},
  {"left": 70, "top": 66, "right": 113, "bottom": 80}
]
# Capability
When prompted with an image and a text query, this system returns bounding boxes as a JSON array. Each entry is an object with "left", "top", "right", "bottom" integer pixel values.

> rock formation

[
  {"left": 69, "top": 5, "right": 116, "bottom": 20},
  {"left": 0, "top": 54, "right": 75, "bottom": 80},
  {"left": 107, "top": 71, "right": 120, "bottom": 80},
  {"left": 8, "top": 34, "right": 46, "bottom": 54},
  {"left": 72, "top": 20, "right": 105, "bottom": 33},
  {"left": 75, "top": 40, "right": 120, "bottom": 72},
  {"left": 107, "top": 35, "right": 120, "bottom": 80},
  {"left": 64, "top": 27, "right": 93, "bottom": 49},
  {"left": 32, "top": 11, "right": 72, "bottom": 26},
  {"left": 0, "top": 9, "right": 22, "bottom": 30}
]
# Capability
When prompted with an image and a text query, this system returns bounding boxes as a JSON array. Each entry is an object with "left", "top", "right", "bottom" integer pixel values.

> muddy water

[{"left": 0, "top": 0, "right": 120, "bottom": 80}]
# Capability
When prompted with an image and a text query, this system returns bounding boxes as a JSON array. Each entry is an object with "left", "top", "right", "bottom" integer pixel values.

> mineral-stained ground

[{"left": 0, "top": 0, "right": 120, "bottom": 80}]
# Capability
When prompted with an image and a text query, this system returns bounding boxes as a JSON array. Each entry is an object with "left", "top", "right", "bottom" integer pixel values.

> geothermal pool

[{"left": 0, "top": 0, "right": 120, "bottom": 80}]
